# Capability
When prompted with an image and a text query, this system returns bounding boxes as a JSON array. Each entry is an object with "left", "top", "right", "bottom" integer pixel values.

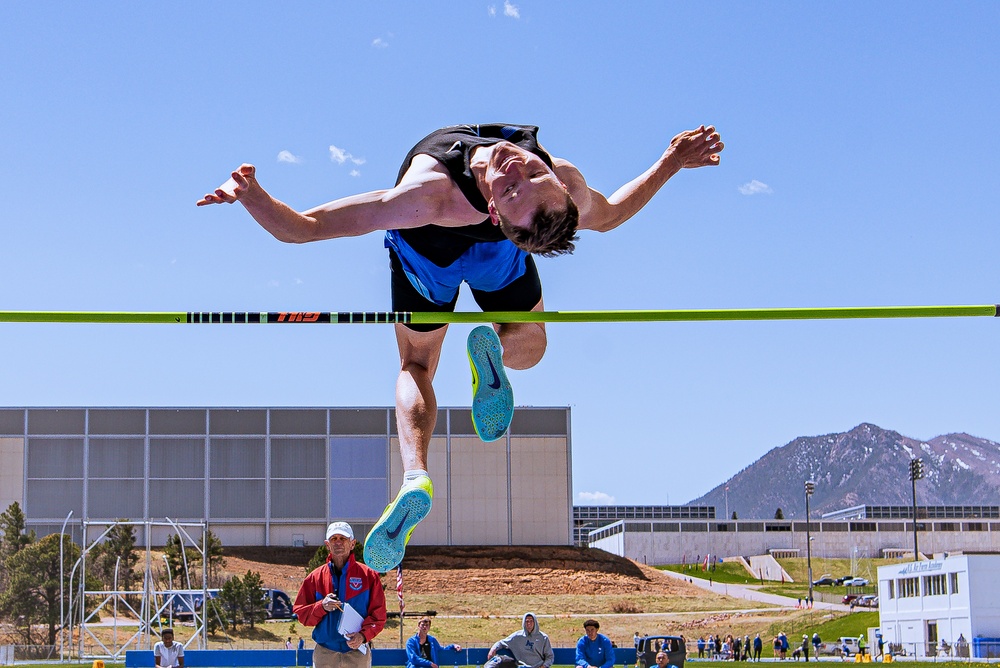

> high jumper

[{"left": 198, "top": 122, "right": 724, "bottom": 571}]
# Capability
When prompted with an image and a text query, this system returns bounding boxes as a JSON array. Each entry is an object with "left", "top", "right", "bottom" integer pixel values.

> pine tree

[
  {"left": 218, "top": 574, "right": 244, "bottom": 630},
  {"left": 240, "top": 570, "right": 268, "bottom": 630},
  {"left": 0, "top": 502, "right": 33, "bottom": 561},
  {"left": 163, "top": 533, "right": 196, "bottom": 588},
  {"left": 195, "top": 530, "right": 226, "bottom": 587},
  {"left": 0, "top": 534, "right": 79, "bottom": 644},
  {"left": 306, "top": 544, "right": 329, "bottom": 572},
  {"left": 774, "top": 507, "right": 785, "bottom": 520},
  {"left": 90, "top": 520, "right": 139, "bottom": 592}
]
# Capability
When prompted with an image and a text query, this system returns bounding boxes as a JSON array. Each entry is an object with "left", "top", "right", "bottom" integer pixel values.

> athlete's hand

[
  {"left": 666, "top": 126, "right": 724, "bottom": 169},
  {"left": 197, "top": 164, "right": 258, "bottom": 206}
]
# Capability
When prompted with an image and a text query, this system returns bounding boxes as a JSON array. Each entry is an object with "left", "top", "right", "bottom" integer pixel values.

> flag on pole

[
  {"left": 396, "top": 565, "right": 405, "bottom": 615},
  {"left": 703, "top": 554, "right": 709, "bottom": 571}
]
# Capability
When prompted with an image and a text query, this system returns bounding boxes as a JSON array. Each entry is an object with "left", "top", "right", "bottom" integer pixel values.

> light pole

[
  {"left": 58, "top": 510, "right": 73, "bottom": 662},
  {"left": 805, "top": 481, "right": 816, "bottom": 606},
  {"left": 113, "top": 555, "right": 123, "bottom": 654},
  {"left": 909, "top": 458, "right": 925, "bottom": 560}
]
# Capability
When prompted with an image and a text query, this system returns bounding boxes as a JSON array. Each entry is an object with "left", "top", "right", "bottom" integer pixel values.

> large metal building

[{"left": 0, "top": 406, "right": 572, "bottom": 548}]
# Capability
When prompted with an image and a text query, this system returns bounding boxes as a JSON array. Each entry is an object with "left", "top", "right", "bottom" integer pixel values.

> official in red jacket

[{"left": 294, "top": 522, "right": 387, "bottom": 668}]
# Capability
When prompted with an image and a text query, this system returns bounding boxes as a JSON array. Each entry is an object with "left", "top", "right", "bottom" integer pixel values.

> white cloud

[
  {"left": 329, "top": 144, "right": 366, "bottom": 166},
  {"left": 372, "top": 37, "right": 388, "bottom": 49},
  {"left": 503, "top": 0, "right": 520, "bottom": 18},
  {"left": 577, "top": 491, "right": 615, "bottom": 504},
  {"left": 277, "top": 150, "right": 302, "bottom": 164},
  {"left": 487, "top": 5, "right": 497, "bottom": 17},
  {"left": 350, "top": 169, "right": 361, "bottom": 177},
  {"left": 738, "top": 179, "right": 773, "bottom": 195}
]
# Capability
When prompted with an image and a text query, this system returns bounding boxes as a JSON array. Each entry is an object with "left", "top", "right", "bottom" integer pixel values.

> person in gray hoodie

[{"left": 485, "top": 613, "right": 554, "bottom": 668}]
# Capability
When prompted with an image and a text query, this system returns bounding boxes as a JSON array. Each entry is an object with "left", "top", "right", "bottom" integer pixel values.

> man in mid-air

[{"left": 199, "top": 122, "right": 723, "bottom": 572}]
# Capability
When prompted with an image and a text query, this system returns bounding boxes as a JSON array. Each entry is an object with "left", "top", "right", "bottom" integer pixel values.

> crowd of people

[
  {"left": 695, "top": 634, "right": 764, "bottom": 661},
  {"left": 151, "top": 518, "right": 864, "bottom": 668}
]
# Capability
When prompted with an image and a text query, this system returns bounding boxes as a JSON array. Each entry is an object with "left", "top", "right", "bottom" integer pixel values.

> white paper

[{"left": 337, "top": 603, "right": 368, "bottom": 655}]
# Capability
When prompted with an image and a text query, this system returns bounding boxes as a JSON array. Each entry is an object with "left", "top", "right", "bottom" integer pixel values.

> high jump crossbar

[{"left": 0, "top": 304, "right": 996, "bottom": 325}]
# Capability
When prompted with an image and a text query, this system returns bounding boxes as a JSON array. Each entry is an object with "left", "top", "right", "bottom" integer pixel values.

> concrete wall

[{"left": 598, "top": 520, "right": 1000, "bottom": 564}]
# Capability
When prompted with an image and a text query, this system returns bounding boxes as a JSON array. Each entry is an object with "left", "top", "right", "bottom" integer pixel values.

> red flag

[
  {"left": 703, "top": 554, "right": 709, "bottom": 571},
  {"left": 396, "top": 565, "right": 405, "bottom": 615}
]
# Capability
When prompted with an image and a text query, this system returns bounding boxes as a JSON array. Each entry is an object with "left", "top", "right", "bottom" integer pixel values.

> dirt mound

[{"left": 219, "top": 545, "right": 691, "bottom": 598}]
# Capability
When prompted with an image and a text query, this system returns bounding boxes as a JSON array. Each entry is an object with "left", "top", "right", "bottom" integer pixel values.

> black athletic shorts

[{"left": 389, "top": 249, "right": 542, "bottom": 332}]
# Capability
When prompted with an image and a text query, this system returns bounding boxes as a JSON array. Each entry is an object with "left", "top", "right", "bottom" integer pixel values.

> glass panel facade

[
  {"left": 11, "top": 406, "right": 571, "bottom": 548},
  {"left": 150, "top": 438, "right": 205, "bottom": 478},
  {"left": 271, "top": 438, "right": 326, "bottom": 478},
  {"left": 27, "top": 438, "right": 84, "bottom": 477},
  {"left": 271, "top": 479, "right": 325, "bottom": 519},
  {"left": 89, "top": 438, "right": 144, "bottom": 478},
  {"left": 89, "top": 479, "right": 144, "bottom": 518},
  {"left": 210, "top": 438, "right": 265, "bottom": 478},
  {"left": 329, "top": 438, "right": 388, "bottom": 478},
  {"left": 149, "top": 479, "right": 205, "bottom": 518}
]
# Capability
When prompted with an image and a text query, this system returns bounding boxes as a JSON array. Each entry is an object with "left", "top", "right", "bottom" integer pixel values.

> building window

[
  {"left": 886, "top": 580, "right": 895, "bottom": 599},
  {"left": 897, "top": 577, "right": 919, "bottom": 598},
  {"left": 950, "top": 572, "right": 960, "bottom": 594},
  {"left": 923, "top": 574, "right": 947, "bottom": 596}
]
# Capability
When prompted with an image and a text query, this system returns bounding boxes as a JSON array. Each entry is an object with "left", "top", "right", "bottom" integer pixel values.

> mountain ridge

[{"left": 686, "top": 423, "right": 1000, "bottom": 519}]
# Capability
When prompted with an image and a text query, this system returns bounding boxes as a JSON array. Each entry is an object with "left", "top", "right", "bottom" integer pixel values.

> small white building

[{"left": 878, "top": 554, "right": 1000, "bottom": 658}]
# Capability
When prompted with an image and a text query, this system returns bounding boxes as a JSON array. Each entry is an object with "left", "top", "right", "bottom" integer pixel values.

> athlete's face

[
  {"left": 525, "top": 615, "right": 535, "bottom": 633},
  {"left": 485, "top": 142, "right": 567, "bottom": 231}
]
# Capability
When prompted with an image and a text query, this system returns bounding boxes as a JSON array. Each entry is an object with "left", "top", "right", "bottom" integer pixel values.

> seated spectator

[
  {"left": 154, "top": 629, "right": 184, "bottom": 668},
  {"left": 575, "top": 619, "right": 615, "bottom": 668},
  {"left": 406, "top": 617, "right": 461, "bottom": 668},
  {"left": 485, "top": 613, "right": 554, "bottom": 668}
]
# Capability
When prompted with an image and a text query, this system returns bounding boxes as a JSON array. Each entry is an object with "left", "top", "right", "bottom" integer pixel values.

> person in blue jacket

[
  {"left": 406, "top": 617, "right": 462, "bottom": 668},
  {"left": 575, "top": 619, "right": 615, "bottom": 668}
]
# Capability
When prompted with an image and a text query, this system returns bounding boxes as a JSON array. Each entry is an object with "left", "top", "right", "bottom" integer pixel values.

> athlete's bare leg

[
  {"left": 394, "top": 323, "right": 448, "bottom": 471},
  {"left": 496, "top": 298, "right": 546, "bottom": 370}
]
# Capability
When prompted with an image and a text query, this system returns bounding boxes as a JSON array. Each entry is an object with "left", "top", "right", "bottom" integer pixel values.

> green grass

[{"left": 658, "top": 562, "right": 759, "bottom": 585}]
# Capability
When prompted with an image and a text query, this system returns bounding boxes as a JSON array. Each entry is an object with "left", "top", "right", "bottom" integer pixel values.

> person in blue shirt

[
  {"left": 406, "top": 617, "right": 461, "bottom": 668},
  {"left": 575, "top": 620, "right": 615, "bottom": 668}
]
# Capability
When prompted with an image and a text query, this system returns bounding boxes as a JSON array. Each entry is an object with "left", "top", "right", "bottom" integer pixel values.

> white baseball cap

[{"left": 325, "top": 521, "right": 354, "bottom": 540}]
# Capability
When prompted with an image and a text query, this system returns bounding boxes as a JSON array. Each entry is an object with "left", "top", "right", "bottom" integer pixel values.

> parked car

[
  {"left": 856, "top": 594, "right": 879, "bottom": 608},
  {"left": 812, "top": 574, "right": 836, "bottom": 586},
  {"left": 842, "top": 594, "right": 861, "bottom": 605},
  {"left": 834, "top": 575, "right": 854, "bottom": 585},
  {"left": 837, "top": 637, "right": 861, "bottom": 657},
  {"left": 843, "top": 577, "right": 869, "bottom": 587}
]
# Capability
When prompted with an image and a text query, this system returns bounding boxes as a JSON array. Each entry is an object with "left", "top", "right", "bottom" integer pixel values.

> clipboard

[{"left": 337, "top": 603, "right": 368, "bottom": 655}]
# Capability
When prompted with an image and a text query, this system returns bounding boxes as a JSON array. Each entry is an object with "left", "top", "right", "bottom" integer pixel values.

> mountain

[{"left": 686, "top": 423, "right": 1000, "bottom": 519}]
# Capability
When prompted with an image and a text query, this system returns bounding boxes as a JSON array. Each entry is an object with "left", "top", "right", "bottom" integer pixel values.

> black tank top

[{"left": 394, "top": 124, "right": 554, "bottom": 266}]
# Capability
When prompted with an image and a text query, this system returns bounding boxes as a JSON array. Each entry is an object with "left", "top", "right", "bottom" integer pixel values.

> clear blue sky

[{"left": 2, "top": 3, "right": 998, "bottom": 506}]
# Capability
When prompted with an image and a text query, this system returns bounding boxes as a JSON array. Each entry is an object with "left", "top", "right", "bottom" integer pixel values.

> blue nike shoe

[
  {"left": 467, "top": 325, "right": 513, "bottom": 442},
  {"left": 363, "top": 475, "right": 433, "bottom": 572}
]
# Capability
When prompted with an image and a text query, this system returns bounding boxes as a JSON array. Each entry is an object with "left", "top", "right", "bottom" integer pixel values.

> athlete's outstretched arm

[
  {"left": 564, "top": 125, "right": 723, "bottom": 233},
  {"left": 197, "top": 164, "right": 451, "bottom": 242}
]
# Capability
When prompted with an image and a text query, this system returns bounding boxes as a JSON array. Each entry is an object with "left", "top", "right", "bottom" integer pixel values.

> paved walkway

[{"left": 658, "top": 569, "right": 843, "bottom": 611}]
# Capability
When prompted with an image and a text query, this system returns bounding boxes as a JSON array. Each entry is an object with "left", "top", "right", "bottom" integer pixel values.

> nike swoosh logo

[
  {"left": 386, "top": 510, "right": 410, "bottom": 539},
  {"left": 486, "top": 356, "right": 502, "bottom": 390}
]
